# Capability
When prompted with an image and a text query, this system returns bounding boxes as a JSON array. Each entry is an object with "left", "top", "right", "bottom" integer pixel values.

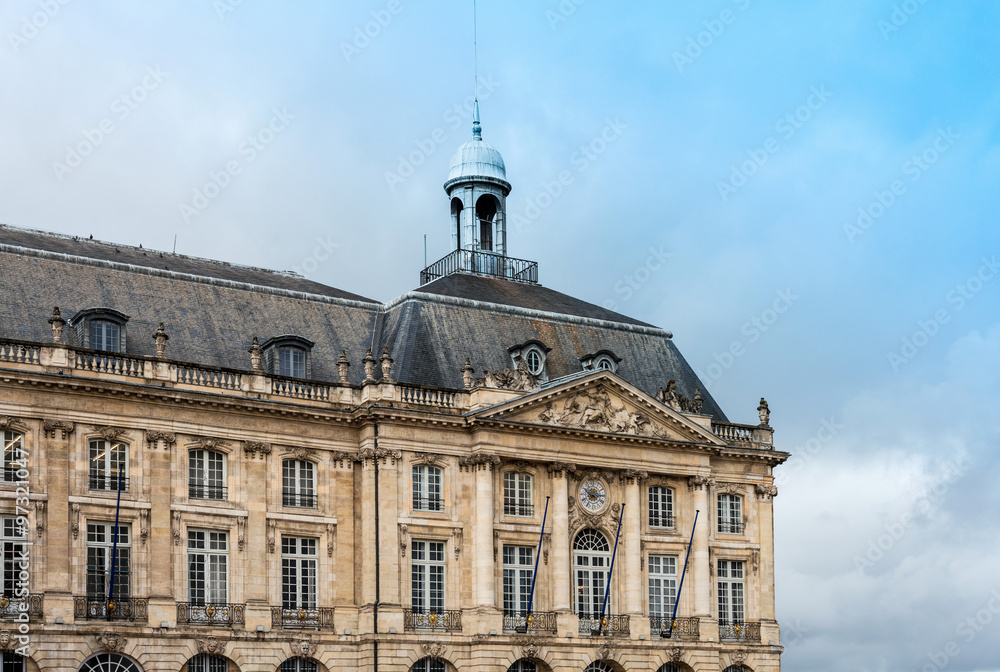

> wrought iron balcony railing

[
  {"left": 503, "top": 503, "right": 534, "bottom": 517},
  {"left": 282, "top": 492, "right": 317, "bottom": 508},
  {"left": 89, "top": 475, "right": 130, "bottom": 492},
  {"left": 420, "top": 249, "right": 539, "bottom": 285},
  {"left": 719, "top": 620, "right": 761, "bottom": 642},
  {"left": 75, "top": 597, "right": 148, "bottom": 622},
  {"left": 718, "top": 520, "right": 745, "bottom": 534},
  {"left": 403, "top": 608, "right": 462, "bottom": 632},
  {"left": 176, "top": 602, "right": 245, "bottom": 627},
  {"left": 412, "top": 497, "right": 444, "bottom": 512},
  {"left": 502, "top": 611, "right": 557, "bottom": 634},
  {"left": 270, "top": 606, "right": 334, "bottom": 630},
  {"left": 188, "top": 484, "right": 227, "bottom": 500},
  {"left": 650, "top": 615, "right": 699, "bottom": 639},
  {"left": 0, "top": 595, "right": 42, "bottom": 620},
  {"left": 649, "top": 514, "right": 676, "bottom": 529},
  {"left": 577, "top": 613, "right": 630, "bottom": 637}
]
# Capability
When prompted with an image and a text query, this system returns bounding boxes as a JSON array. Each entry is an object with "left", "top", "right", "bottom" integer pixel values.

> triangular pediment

[{"left": 471, "top": 371, "right": 725, "bottom": 445}]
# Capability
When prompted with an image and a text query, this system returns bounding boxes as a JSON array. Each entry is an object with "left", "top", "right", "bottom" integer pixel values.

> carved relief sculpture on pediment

[{"left": 533, "top": 385, "right": 668, "bottom": 438}]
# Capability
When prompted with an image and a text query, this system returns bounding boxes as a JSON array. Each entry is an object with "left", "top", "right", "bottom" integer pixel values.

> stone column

[
  {"left": 689, "top": 477, "right": 712, "bottom": 619},
  {"left": 242, "top": 441, "right": 271, "bottom": 631},
  {"left": 42, "top": 420, "right": 74, "bottom": 623},
  {"left": 473, "top": 459, "right": 495, "bottom": 610},
  {"left": 548, "top": 463, "right": 575, "bottom": 635},
  {"left": 145, "top": 430, "right": 177, "bottom": 626},
  {"left": 376, "top": 449, "right": 401, "bottom": 633},
  {"left": 621, "top": 470, "right": 645, "bottom": 621}
]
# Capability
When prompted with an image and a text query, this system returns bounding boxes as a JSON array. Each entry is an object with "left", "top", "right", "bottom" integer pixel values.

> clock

[{"left": 579, "top": 478, "right": 607, "bottom": 511}]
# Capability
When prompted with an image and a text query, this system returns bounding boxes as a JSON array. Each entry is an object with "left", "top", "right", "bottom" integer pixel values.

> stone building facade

[{"left": 0, "top": 112, "right": 787, "bottom": 672}]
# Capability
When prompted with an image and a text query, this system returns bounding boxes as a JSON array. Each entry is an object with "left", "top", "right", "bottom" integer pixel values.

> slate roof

[{"left": 0, "top": 224, "right": 729, "bottom": 421}]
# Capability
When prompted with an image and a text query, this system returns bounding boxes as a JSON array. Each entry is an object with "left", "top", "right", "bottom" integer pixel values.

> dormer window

[
  {"left": 509, "top": 340, "right": 550, "bottom": 381},
  {"left": 580, "top": 350, "right": 621, "bottom": 373},
  {"left": 69, "top": 308, "right": 130, "bottom": 353},
  {"left": 262, "top": 336, "right": 314, "bottom": 379}
]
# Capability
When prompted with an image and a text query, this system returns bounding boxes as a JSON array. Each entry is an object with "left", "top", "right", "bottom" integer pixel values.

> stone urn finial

[
  {"left": 362, "top": 347, "right": 377, "bottom": 383},
  {"left": 379, "top": 346, "right": 394, "bottom": 383},
  {"left": 248, "top": 337, "right": 263, "bottom": 373},
  {"left": 757, "top": 397, "right": 770, "bottom": 426},
  {"left": 337, "top": 350, "right": 350, "bottom": 383},
  {"left": 48, "top": 307, "right": 66, "bottom": 343},
  {"left": 692, "top": 388, "right": 703, "bottom": 414},
  {"left": 461, "top": 358, "right": 474, "bottom": 389},
  {"left": 152, "top": 323, "right": 169, "bottom": 358}
]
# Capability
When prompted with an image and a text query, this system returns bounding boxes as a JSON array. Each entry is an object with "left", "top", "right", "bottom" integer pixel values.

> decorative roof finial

[{"left": 472, "top": 99, "right": 482, "bottom": 141}]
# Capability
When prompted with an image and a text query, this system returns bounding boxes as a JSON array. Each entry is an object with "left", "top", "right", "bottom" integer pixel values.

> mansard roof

[{"left": 0, "top": 224, "right": 729, "bottom": 421}]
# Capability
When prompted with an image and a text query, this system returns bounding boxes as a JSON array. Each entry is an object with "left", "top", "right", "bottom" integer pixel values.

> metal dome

[{"left": 445, "top": 139, "right": 509, "bottom": 188}]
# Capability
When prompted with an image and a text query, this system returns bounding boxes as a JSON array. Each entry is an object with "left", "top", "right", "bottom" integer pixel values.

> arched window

[
  {"left": 78, "top": 653, "right": 142, "bottom": 672},
  {"left": 2, "top": 430, "right": 24, "bottom": 483},
  {"left": 584, "top": 663, "right": 615, "bottom": 672},
  {"left": 189, "top": 449, "right": 226, "bottom": 500},
  {"left": 280, "top": 659, "right": 317, "bottom": 672},
  {"left": 718, "top": 493, "right": 743, "bottom": 534},
  {"left": 451, "top": 198, "right": 464, "bottom": 249},
  {"left": 89, "top": 438, "right": 128, "bottom": 492},
  {"left": 475, "top": 195, "right": 498, "bottom": 251},
  {"left": 595, "top": 357, "right": 614, "bottom": 371},
  {"left": 2, "top": 652, "right": 25, "bottom": 672},
  {"left": 411, "top": 658, "right": 445, "bottom": 672},
  {"left": 573, "top": 529, "right": 611, "bottom": 619},
  {"left": 282, "top": 458, "right": 316, "bottom": 507},
  {"left": 524, "top": 348, "right": 543, "bottom": 375},
  {"left": 655, "top": 665, "right": 684, "bottom": 672},
  {"left": 722, "top": 667, "right": 750, "bottom": 672},
  {"left": 506, "top": 661, "right": 536, "bottom": 672},
  {"left": 187, "top": 655, "right": 228, "bottom": 672},
  {"left": 261, "top": 335, "right": 314, "bottom": 379},
  {"left": 69, "top": 308, "right": 130, "bottom": 353}
]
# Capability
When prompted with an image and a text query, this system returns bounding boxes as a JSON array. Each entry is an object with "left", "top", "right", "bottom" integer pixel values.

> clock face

[{"left": 580, "top": 479, "right": 607, "bottom": 511}]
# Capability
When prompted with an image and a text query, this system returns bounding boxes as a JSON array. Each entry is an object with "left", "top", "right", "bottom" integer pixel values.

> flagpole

[
  {"left": 107, "top": 461, "right": 125, "bottom": 620},
  {"left": 524, "top": 496, "right": 550, "bottom": 627},
  {"left": 598, "top": 503, "right": 625, "bottom": 635},
  {"left": 666, "top": 509, "right": 699, "bottom": 638}
]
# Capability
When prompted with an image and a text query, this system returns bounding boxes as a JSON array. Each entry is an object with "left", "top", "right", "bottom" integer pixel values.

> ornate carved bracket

[
  {"left": 452, "top": 528, "right": 463, "bottom": 559},
  {"left": 287, "top": 446, "right": 314, "bottom": 461},
  {"left": 755, "top": 483, "right": 778, "bottom": 500},
  {"left": 596, "top": 640, "right": 617, "bottom": 662},
  {"left": 358, "top": 447, "right": 401, "bottom": 464},
  {"left": 243, "top": 441, "right": 271, "bottom": 460},
  {"left": 267, "top": 519, "right": 276, "bottom": 553},
  {"left": 0, "top": 416, "right": 24, "bottom": 431},
  {"left": 687, "top": 475, "right": 715, "bottom": 491},
  {"left": 422, "top": 642, "right": 446, "bottom": 659},
  {"left": 43, "top": 419, "right": 74, "bottom": 439},
  {"left": 513, "top": 637, "right": 540, "bottom": 660},
  {"left": 197, "top": 636, "right": 226, "bottom": 655},
  {"left": 327, "top": 524, "right": 335, "bottom": 557},
  {"left": 93, "top": 426, "right": 128, "bottom": 442},
  {"left": 411, "top": 452, "right": 446, "bottom": 467},
  {"left": 34, "top": 501, "right": 46, "bottom": 536},
  {"left": 399, "top": 524, "right": 409, "bottom": 558},
  {"left": 71, "top": 503, "right": 80, "bottom": 539},
  {"left": 139, "top": 509, "right": 148, "bottom": 545},
  {"left": 459, "top": 453, "right": 500, "bottom": 471},
  {"left": 172, "top": 511, "right": 182, "bottom": 546},
  {"left": 145, "top": 430, "right": 176, "bottom": 449},
  {"left": 237, "top": 516, "right": 247, "bottom": 552},
  {"left": 291, "top": 640, "right": 315, "bottom": 658},
  {"left": 190, "top": 437, "right": 229, "bottom": 451}
]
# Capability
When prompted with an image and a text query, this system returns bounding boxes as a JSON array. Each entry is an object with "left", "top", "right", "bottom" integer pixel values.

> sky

[{"left": 2, "top": 1, "right": 999, "bottom": 670}]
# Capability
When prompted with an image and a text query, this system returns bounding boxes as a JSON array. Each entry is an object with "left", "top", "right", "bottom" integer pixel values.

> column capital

[
  {"left": 546, "top": 461, "right": 577, "bottom": 477},
  {"left": 43, "top": 419, "right": 74, "bottom": 439},
  {"left": 618, "top": 469, "right": 648, "bottom": 485},
  {"left": 687, "top": 475, "right": 715, "bottom": 491},
  {"left": 459, "top": 453, "right": 500, "bottom": 471}
]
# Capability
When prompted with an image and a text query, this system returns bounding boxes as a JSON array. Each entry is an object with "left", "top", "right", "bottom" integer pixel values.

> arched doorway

[
  {"left": 583, "top": 663, "right": 616, "bottom": 672},
  {"left": 279, "top": 659, "right": 318, "bottom": 672},
  {"left": 722, "top": 666, "right": 751, "bottom": 672},
  {"left": 184, "top": 655, "right": 229, "bottom": 672},
  {"left": 78, "top": 654, "right": 142, "bottom": 672},
  {"left": 506, "top": 660, "right": 537, "bottom": 672},
  {"left": 411, "top": 658, "right": 445, "bottom": 672},
  {"left": 573, "top": 528, "right": 611, "bottom": 624},
  {"left": 655, "top": 663, "right": 694, "bottom": 672}
]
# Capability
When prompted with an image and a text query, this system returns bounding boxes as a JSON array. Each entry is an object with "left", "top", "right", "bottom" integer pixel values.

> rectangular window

[
  {"left": 1, "top": 517, "right": 26, "bottom": 598},
  {"left": 412, "top": 465, "right": 443, "bottom": 512},
  {"left": 717, "top": 560, "right": 745, "bottom": 624},
  {"left": 188, "top": 530, "right": 228, "bottom": 604},
  {"left": 411, "top": 540, "right": 445, "bottom": 613},
  {"left": 88, "top": 439, "right": 128, "bottom": 492},
  {"left": 86, "top": 522, "right": 130, "bottom": 600},
  {"left": 282, "top": 459, "right": 316, "bottom": 507},
  {"left": 89, "top": 320, "right": 120, "bottom": 353},
  {"left": 502, "top": 545, "right": 534, "bottom": 616},
  {"left": 2, "top": 432, "right": 23, "bottom": 483},
  {"left": 648, "top": 486, "right": 674, "bottom": 529},
  {"left": 189, "top": 450, "right": 227, "bottom": 500},
  {"left": 279, "top": 346, "right": 306, "bottom": 378},
  {"left": 648, "top": 555, "right": 678, "bottom": 618},
  {"left": 281, "top": 536, "right": 318, "bottom": 609},
  {"left": 503, "top": 472, "right": 533, "bottom": 517},
  {"left": 718, "top": 494, "right": 743, "bottom": 534}
]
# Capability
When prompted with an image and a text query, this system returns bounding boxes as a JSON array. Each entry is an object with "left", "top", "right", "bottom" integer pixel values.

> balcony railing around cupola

[{"left": 420, "top": 249, "right": 538, "bottom": 285}]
